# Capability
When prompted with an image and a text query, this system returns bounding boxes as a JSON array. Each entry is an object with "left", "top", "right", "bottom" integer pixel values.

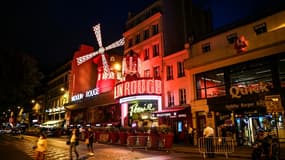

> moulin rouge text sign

[{"left": 114, "top": 79, "right": 162, "bottom": 99}]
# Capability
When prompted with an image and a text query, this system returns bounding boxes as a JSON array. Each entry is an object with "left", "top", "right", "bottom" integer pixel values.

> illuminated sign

[
  {"left": 71, "top": 88, "right": 99, "bottom": 102},
  {"left": 114, "top": 79, "right": 161, "bottom": 99},
  {"left": 129, "top": 102, "right": 155, "bottom": 117},
  {"left": 229, "top": 82, "right": 271, "bottom": 98}
]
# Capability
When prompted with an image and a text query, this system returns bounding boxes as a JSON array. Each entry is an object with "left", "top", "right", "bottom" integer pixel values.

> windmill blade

[
  {"left": 101, "top": 54, "right": 111, "bottom": 79},
  {"left": 105, "top": 37, "right": 125, "bottom": 51},
  {"left": 93, "top": 24, "right": 103, "bottom": 48},
  {"left": 76, "top": 51, "right": 99, "bottom": 65}
]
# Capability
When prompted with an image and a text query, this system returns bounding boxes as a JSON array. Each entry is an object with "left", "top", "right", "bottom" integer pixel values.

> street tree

[{"left": 0, "top": 48, "right": 44, "bottom": 113}]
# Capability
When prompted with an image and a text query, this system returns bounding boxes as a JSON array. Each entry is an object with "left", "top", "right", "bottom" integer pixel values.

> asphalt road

[{"left": 0, "top": 134, "right": 252, "bottom": 160}]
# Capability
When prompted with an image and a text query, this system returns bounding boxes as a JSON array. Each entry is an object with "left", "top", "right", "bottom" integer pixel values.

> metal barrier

[
  {"left": 198, "top": 137, "right": 235, "bottom": 159},
  {"left": 127, "top": 135, "right": 149, "bottom": 151}
]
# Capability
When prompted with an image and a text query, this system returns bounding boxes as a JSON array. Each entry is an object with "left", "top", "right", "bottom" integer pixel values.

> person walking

[
  {"left": 68, "top": 128, "right": 79, "bottom": 160},
  {"left": 188, "top": 126, "right": 194, "bottom": 145},
  {"left": 203, "top": 123, "right": 215, "bottom": 158},
  {"left": 85, "top": 128, "right": 94, "bottom": 155},
  {"left": 35, "top": 132, "right": 48, "bottom": 160}
]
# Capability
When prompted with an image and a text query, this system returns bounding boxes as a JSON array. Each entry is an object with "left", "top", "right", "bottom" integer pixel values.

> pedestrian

[
  {"left": 67, "top": 128, "right": 79, "bottom": 160},
  {"left": 35, "top": 132, "right": 48, "bottom": 160},
  {"left": 203, "top": 123, "right": 215, "bottom": 158},
  {"left": 85, "top": 128, "right": 94, "bottom": 155},
  {"left": 188, "top": 126, "right": 193, "bottom": 145}
]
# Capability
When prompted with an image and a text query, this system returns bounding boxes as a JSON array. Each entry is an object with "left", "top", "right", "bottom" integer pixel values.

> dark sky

[{"left": 1, "top": 0, "right": 284, "bottom": 74}]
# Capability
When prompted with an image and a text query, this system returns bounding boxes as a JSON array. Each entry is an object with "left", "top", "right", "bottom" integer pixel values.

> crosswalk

[{"left": 13, "top": 137, "right": 70, "bottom": 160}]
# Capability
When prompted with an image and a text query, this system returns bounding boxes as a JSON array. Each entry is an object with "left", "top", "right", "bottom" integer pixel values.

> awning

[{"left": 152, "top": 106, "right": 190, "bottom": 117}]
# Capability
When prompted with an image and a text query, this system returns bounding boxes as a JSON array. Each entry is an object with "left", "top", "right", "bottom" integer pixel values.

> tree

[{"left": 0, "top": 48, "right": 43, "bottom": 112}]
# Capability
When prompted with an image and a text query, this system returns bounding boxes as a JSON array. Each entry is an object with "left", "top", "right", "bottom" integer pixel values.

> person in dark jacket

[{"left": 85, "top": 128, "right": 94, "bottom": 155}]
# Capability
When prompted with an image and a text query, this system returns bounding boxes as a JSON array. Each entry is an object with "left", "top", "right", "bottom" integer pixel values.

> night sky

[{"left": 1, "top": 0, "right": 284, "bottom": 74}]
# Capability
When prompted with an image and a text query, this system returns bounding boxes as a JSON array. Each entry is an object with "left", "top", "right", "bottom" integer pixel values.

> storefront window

[
  {"left": 230, "top": 60, "right": 273, "bottom": 87},
  {"left": 279, "top": 58, "right": 285, "bottom": 88},
  {"left": 196, "top": 69, "right": 225, "bottom": 99}
]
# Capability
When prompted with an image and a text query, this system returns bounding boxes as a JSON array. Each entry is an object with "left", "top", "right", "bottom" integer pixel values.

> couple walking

[{"left": 67, "top": 127, "right": 94, "bottom": 160}]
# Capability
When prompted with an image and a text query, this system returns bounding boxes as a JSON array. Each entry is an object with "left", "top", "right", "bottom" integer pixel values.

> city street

[{"left": 0, "top": 134, "right": 248, "bottom": 160}]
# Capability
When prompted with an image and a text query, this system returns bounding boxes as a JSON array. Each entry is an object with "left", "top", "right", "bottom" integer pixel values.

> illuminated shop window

[
  {"left": 195, "top": 69, "right": 225, "bottom": 99},
  {"left": 177, "top": 61, "right": 185, "bottom": 78},
  {"left": 166, "top": 65, "right": 173, "bottom": 80},
  {"left": 253, "top": 23, "right": 267, "bottom": 35}
]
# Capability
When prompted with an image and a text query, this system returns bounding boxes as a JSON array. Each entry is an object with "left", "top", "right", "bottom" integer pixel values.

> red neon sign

[{"left": 114, "top": 79, "right": 162, "bottom": 99}]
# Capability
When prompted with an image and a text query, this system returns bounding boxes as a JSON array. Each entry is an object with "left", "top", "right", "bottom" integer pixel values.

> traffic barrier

[
  {"left": 127, "top": 135, "right": 149, "bottom": 151},
  {"left": 198, "top": 137, "right": 235, "bottom": 159}
]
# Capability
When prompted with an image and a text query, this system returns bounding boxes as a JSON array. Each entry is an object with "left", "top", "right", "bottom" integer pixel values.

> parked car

[{"left": 40, "top": 120, "right": 65, "bottom": 137}]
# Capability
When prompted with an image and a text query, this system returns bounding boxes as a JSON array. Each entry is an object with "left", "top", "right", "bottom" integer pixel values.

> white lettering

[
  {"left": 129, "top": 103, "right": 155, "bottom": 116},
  {"left": 114, "top": 79, "right": 162, "bottom": 99}
]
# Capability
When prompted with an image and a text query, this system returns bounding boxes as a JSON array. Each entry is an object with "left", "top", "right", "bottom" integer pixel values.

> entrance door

[{"left": 196, "top": 112, "right": 206, "bottom": 138}]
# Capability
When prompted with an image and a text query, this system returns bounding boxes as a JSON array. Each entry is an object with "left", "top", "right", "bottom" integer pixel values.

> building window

[
  {"left": 280, "top": 58, "right": 285, "bottom": 88},
  {"left": 166, "top": 65, "right": 173, "bottom": 80},
  {"left": 227, "top": 33, "right": 238, "bottom": 44},
  {"left": 110, "top": 56, "right": 115, "bottom": 62},
  {"left": 144, "top": 29, "right": 149, "bottom": 40},
  {"left": 153, "top": 44, "right": 159, "bottom": 57},
  {"left": 153, "top": 66, "right": 160, "bottom": 78},
  {"left": 167, "top": 91, "right": 175, "bottom": 107},
  {"left": 135, "top": 33, "right": 140, "bottom": 44},
  {"left": 128, "top": 38, "right": 133, "bottom": 47},
  {"left": 144, "top": 48, "right": 150, "bottom": 60},
  {"left": 195, "top": 68, "right": 226, "bottom": 99},
  {"left": 152, "top": 24, "right": 159, "bottom": 35},
  {"left": 144, "top": 69, "right": 150, "bottom": 78},
  {"left": 202, "top": 43, "right": 211, "bottom": 53},
  {"left": 254, "top": 23, "right": 267, "bottom": 35},
  {"left": 230, "top": 60, "right": 273, "bottom": 90},
  {"left": 177, "top": 61, "right": 185, "bottom": 78},
  {"left": 179, "top": 88, "right": 187, "bottom": 105}
]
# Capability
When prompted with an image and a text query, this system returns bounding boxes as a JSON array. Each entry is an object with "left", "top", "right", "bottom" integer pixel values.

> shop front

[
  {"left": 114, "top": 78, "right": 162, "bottom": 128},
  {"left": 208, "top": 83, "right": 284, "bottom": 145},
  {"left": 152, "top": 106, "right": 192, "bottom": 144},
  {"left": 194, "top": 53, "right": 285, "bottom": 145},
  {"left": 65, "top": 91, "right": 120, "bottom": 127}
]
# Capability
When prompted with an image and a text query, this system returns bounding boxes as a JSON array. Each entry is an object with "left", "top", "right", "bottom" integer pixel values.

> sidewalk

[
  {"left": 171, "top": 144, "right": 252, "bottom": 159},
  {"left": 171, "top": 143, "right": 285, "bottom": 160}
]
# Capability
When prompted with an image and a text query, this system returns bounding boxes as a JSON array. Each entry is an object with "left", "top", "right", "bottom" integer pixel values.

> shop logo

[
  {"left": 229, "top": 82, "right": 271, "bottom": 98},
  {"left": 129, "top": 103, "right": 155, "bottom": 116}
]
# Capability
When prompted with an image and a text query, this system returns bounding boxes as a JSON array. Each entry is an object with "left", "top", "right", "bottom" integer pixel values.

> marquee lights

[{"left": 114, "top": 79, "right": 162, "bottom": 99}]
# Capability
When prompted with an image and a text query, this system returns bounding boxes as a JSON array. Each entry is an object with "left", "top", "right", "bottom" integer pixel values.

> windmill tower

[{"left": 76, "top": 24, "right": 125, "bottom": 93}]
